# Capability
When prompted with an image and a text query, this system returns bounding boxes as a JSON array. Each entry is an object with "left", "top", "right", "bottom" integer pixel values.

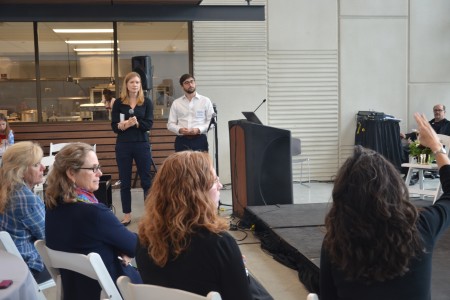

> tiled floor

[{"left": 44, "top": 179, "right": 437, "bottom": 299}]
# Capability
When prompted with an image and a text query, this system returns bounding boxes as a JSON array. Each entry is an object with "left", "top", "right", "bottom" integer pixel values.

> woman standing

[
  {"left": 320, "top": 113, "right": 450, "bottom": 300},
  {"left": 0, "top": 141, "right": 51, "bottom": 284},
  {"left": 45, "top": 142, "right": 141, "bottom": 299},
  {"left": 111, "top": 72, "right": 153, "bottom": 226},
  {"left": 136, "top": 151, "right": 255, "bottom": 300}
]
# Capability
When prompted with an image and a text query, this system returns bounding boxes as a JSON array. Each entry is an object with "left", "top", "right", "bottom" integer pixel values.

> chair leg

[{"left": 300, "top": 160, "right": 310, "bottom": 188}]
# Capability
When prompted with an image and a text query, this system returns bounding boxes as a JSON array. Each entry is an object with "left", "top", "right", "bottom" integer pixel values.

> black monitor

[{"left": 242, "top": 111, "right": 263, "bottom": 125}]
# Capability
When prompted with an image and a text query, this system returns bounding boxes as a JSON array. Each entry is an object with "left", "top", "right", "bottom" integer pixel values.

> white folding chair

[
  {"left": 402, "top": 134, "right": 450, "bottom": 203},
  {"left": 34, "top": 239, "right": 122, "bottom": 300},
  {"left": 291, "top": 137, "right": 311, "bottom": 187},
  {"left": 34, "top": 155, "right": 55, "bottom": 199},
  {"left": 49, "top": 142, "right": 70, "bottom": 156},
  {"left": 306, "top": 293, "right": 319, "bottom": 300},
  {"left": 117, "top": 276, "right": 222, "bottom": 300},
  {"left": 0, "top": 231, "right": 55, "bottom": 299}
]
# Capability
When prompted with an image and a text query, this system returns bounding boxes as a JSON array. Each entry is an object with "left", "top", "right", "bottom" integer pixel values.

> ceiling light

[
  {"left": 65, "top": 40, "right": 118, "bottom": 44},
  {"left": 53, "top": 29, "right": 113, "bottom": 33},
  {"left": 75, "top": 51, "right": 121, "bottom": 55},
  {"left": 74, "top": 48, "right": 118, "bottom": 52}
]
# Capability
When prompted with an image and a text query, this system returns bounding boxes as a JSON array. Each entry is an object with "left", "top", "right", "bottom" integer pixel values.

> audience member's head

[
  {"left": 433, "top": 104, "right": 446, "bottom": 122},
  {"left": 45, "top": 142, "right": 100, "bottom": 208},
  {"left": 138, "top": 151, "right": 226, "bottom": 267},
  {"left": 0, "top": 141, "right": 44, "bottom": 211},
  {"left": 323, "top": 145, "right": 422, "bottom": 282},
  {"left": 103, "top": 88, "right": 114, "bottom": 101},
  {"left": 0, "top": 113, "right": 10, "bottom": 135}
]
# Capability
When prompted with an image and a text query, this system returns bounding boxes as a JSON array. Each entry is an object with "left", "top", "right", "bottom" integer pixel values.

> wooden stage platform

[{"left": 244, "top": 201, "right": 450, "bottom": 299}]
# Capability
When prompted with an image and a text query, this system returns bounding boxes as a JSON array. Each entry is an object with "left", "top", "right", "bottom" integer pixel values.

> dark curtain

[{"left": 355, "top": 115, "right": 403, "bottom": 171}]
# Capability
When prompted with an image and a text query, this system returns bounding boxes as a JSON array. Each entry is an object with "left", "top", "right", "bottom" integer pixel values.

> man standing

[{"left": 167, "top": 74, "right": 215, "bottom": 152}]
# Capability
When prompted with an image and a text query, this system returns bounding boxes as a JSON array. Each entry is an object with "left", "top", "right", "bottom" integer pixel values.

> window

[{"left": 0, "top": 21, "right": 190, "bottom": 122}]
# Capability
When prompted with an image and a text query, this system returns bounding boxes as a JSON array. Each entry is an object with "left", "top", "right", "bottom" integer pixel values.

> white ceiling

[
  {"left": 0, "top": 0, "right": 202, "bottom": 4},
  {"left": 0, "top": 21, "right": 189, "bottom": 55}
]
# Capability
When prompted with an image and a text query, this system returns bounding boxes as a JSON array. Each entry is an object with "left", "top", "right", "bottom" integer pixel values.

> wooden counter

[{"left": 13, "top": 120, "right": 176, "bottom": 184}]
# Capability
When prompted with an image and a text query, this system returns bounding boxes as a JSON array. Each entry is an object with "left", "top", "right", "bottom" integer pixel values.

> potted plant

[{"left": 409, "top": 140, "right": 433, "bottom": 164}]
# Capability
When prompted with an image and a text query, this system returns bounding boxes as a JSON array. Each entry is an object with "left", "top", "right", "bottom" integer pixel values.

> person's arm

[
  {"left": 135, "top": 97, "right": 153, "bottom": 132},
  {"left": 214, "top": 233, "right": 253, "bottom": 300},
  {"left": 20, "top": 191, "right": 46, "bottom": 240},
  {"left": 94, "top": 205, "right": 138, "bottom": 257},
  {"left": 414, "top": 113, "right": 450, "bottom": 168},
  {"left": 320, "top": 245, "right": 339, "bottom": 300},
  {"left": 111, "top": 98, "right": 122, "bottom": 133},
  {"left": 167, "top": 102, "right": 181, "bottom": 135},
  {"left": 415, "top": 113, "right": 450, "bottom": 237},
  {"left": 197, "top": 99, "right": 215, "bottom": 135}
]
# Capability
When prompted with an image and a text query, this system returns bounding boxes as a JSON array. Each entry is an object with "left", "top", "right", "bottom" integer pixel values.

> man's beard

[{"left": 185, "top": 87, "right": 196, "bottom": 94}]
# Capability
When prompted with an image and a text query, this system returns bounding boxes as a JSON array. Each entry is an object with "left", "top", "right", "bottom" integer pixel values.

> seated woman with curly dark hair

[{"left": 320, "top": 113, "right": 450, "bottom": 300}]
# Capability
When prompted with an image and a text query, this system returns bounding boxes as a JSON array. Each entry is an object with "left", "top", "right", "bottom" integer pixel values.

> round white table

[{"left": 0, "top": 250, "right": 38, "bottom": 300}]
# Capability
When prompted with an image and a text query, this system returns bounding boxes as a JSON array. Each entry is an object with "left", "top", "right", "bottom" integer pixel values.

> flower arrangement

[
  {"left": 409, "top": 140, "right": 433, "bottom": 164},
  {"left": 409, "top": 140, "right": 432, "bottom": 157}
]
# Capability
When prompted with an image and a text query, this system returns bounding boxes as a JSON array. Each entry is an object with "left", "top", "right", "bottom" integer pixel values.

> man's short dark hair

[{"left": 179, "top": 74, "right": 194, "bottom": 85}]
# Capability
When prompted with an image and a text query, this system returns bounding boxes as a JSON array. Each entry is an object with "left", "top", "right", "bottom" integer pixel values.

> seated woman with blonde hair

[
  {"left": 44, "top": 142, "right": 141, "bottom": 300},
  {"left": 137, "top": 151, "right": 271, "bottom": 300},
  {"left": 0, "top": 141, "right": 51, "bottom": 283}
]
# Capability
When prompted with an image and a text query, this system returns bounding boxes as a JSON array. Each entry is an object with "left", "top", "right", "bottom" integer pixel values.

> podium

[{"left": 229, "top": 120, "right": 293, "bottom": 217}]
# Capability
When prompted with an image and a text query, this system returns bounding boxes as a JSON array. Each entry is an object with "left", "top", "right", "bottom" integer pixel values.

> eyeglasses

[
  {"left": 434, "top": 109, "right": 444, "bottom": 112},
  {"left": 182, "top": 79, "right": 195, "bottom": 85},
  {"left": 79, "top": 165, "right": 101, "bottom": 173}
]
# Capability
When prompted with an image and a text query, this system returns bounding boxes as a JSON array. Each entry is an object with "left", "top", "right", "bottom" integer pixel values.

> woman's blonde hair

[
  {"left": 120, "top": 72, "right": 145, "bottom": 105},
  {"left": 0, "top": 141, "right": 43, "bottom": 213},
  {"left": 138, "top": 151, "right": 228, "bottom": 267},
  {"left": 45, "top": 142, "right": 95, "bottom": 209}
]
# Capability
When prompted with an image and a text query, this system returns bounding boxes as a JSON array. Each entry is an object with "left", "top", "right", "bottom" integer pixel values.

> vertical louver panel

[{"left": 268, "top": 50, "right": 339, "bottom": 182}]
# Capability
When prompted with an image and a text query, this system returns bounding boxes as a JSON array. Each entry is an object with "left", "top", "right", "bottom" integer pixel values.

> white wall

[
  {"left": 195, "top": 0, "right": 450, "bottom": 183},
  {"left": 408, "top": 0, "right": 450, "bottom": 131}
]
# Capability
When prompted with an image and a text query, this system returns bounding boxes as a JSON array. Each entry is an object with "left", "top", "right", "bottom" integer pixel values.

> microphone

[
  {"left": 128, "top": 109, "right": 134, "bottom": 118},
  {"left": 207, "top": 113, "right": 217, "bottom": 132},
  {"left": 253, "top": 99, "right": 266, "bottom": 113}
]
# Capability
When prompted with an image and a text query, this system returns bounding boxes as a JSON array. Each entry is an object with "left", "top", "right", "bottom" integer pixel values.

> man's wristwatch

[{"left": 433, "top": 147, "right": 447, "bottom": 155}]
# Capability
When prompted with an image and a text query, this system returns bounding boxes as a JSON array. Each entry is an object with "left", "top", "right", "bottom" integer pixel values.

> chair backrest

[
  {"left": 306, "top": 293, "right": 319, "bottom": 300},
  {"left": 34, "top": 239, "right": 122, "bottom": 300},
  {"left": 0, "top": 231, "right": 53, "bottom": 300},
  {"left": 116, "top": 276, "right": 222, "bottom": 300},
  {"left": 437, "top": 134, "right": 450, "bottom": 157},
  {"left": 0, "top": 231, "right": 22, "bottom": 258},
  {"left": 41, "top": 155, "right": 55, "bottom": 168},
  {"left": 291, "top": 137, "right": 302, "bottom": 156},
  {"left": 49, "top": 142, "right": 70, "bottom": 156},
  {"left": 49, "top": 142, "right": 96, "bottom": 156}
]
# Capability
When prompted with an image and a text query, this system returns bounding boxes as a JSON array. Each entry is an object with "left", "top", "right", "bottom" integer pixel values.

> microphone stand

[{"left": 210, "top": 105, "right": 231, "bottom": 211}]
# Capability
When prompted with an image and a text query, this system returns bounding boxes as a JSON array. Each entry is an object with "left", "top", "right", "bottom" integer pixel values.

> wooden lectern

[{"left": 229, "top": 120, "right": 293, "bottom": 218}]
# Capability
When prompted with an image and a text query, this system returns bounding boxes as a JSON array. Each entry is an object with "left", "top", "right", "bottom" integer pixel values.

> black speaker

[
  {"left": 131, "top": 56, "right": 152, "bottom": 91},
  {"left": 229, "top": 120, "right": 293, "bottom": 217},
  {"left": 94, "top": 175, "right": 112, "bottom": 208}
]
